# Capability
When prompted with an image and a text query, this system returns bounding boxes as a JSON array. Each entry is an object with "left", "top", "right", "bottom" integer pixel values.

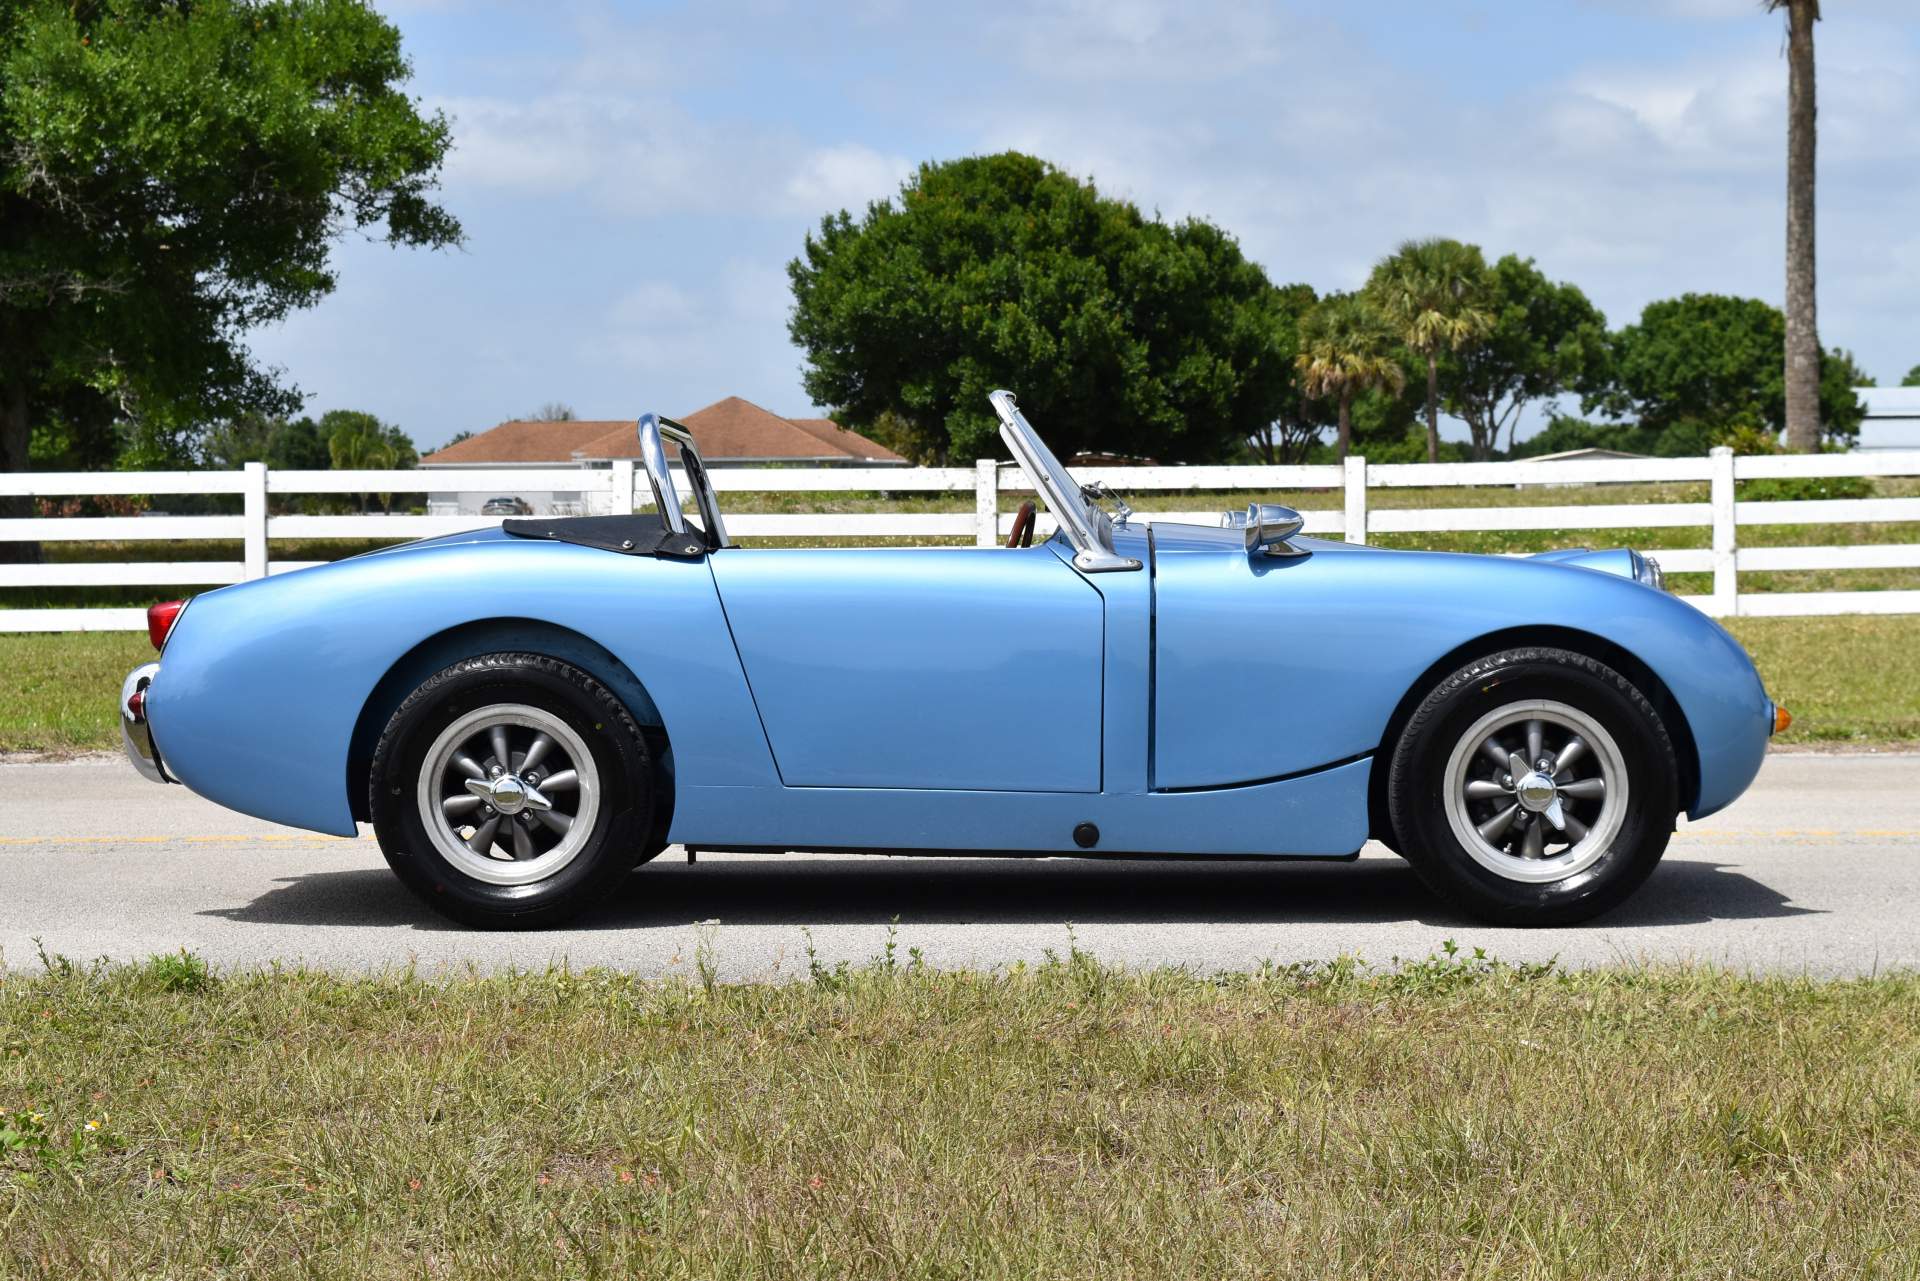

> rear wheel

[
  {"left": 1387, "top": 647, "right": 1678, "bottom": 925},
  {"left": 370, "top": 652, "right": 655, "bottom": 928}
]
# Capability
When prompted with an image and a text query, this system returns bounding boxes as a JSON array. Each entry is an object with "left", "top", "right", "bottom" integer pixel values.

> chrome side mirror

[{"left": 1222, "top": 503, "right": 1307, "bottom": 557}]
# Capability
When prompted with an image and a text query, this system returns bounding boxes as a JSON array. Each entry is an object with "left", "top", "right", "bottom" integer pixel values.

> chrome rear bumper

[{"left": 121, "top": 662, "right": 172, "bottom": 784}]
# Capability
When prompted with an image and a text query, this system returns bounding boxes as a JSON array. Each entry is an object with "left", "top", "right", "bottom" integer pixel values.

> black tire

[
  {"left": 369, "top": 652, "right": 655, "bottom": 928},
  {"left": 1386, "top": 646, "right": 1678, "bottom": 926}
]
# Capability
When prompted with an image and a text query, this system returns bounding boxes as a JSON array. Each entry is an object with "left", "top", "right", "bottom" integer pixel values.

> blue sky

[{"left": 248, "top": 0, "right": 1920, "bottom": 451}]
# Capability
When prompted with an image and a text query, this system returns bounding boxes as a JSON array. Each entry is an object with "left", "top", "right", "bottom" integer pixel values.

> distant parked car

[
  {"left": 119, "top": 392, "right": 1784, "bottom": 929},
  {"left": 480, "top": 496, "right": 532, "bottom": 516}
]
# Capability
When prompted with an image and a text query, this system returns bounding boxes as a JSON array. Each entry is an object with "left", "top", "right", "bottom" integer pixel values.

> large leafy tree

[
  {"left": 1586, "top": 294, "right": 1862, "bottom": 447},
  {"left": 1364, "top": 238, "right": 1494, "bottom": 463},
  {"left": 1295, "top": 292, "right": 1405, "bottom": 461},
  {"left": 1902, "top": 365, "right": 1920, "bottom": 388},
  {"left": 1766, "top": 0, "right": 1822, "bottom": 451},
  {"left": 1, "top": 0, "right": 458, "bottom": 552},
  {"left": 1438, "top": 255, "right": 1608, "bottom": 460},
  {"left": 787, "top": 152, "right": 1296, "bottom": 464}
]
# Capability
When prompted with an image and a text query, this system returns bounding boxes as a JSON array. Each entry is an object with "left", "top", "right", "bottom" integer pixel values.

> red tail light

[{"left": 147, "top": 599, "right": 186, "bottom": 652}]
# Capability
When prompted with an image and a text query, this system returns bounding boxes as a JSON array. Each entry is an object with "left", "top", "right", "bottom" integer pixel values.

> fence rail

[{"left": 6, "top": 446, "right": 1920, "bottom": 631}]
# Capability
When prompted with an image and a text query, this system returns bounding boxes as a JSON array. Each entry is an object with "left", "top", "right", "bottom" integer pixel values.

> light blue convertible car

[{"left": 121, "top": 392, "right": 1783, "bottom": 928}]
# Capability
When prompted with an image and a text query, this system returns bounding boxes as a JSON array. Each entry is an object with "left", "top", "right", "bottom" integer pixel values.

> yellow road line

[
  {"left": 1666, "top": 833, "right": 1920, "bottom": 841},
  {"left": 0, "top": 834, "right": 363, "bottom": 846}
]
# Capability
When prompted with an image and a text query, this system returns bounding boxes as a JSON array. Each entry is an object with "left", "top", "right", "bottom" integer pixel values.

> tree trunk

[
  {"left": 0, "top": 379, "right": 40, "bottom": 566},
  {"left": 1782, "top": 0, "right": 1821, "bottom": 452},
  {"left": 1336, "top": 393, "right": 1352, "bottom": 461},
  {"left": 1424, "top": 355, "right": 1441, "bottom": 464}
]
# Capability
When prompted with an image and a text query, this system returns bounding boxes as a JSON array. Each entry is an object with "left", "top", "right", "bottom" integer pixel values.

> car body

[
  {"left": 122, "top": 392, "right": 1780, "bottom": 926},
  {"left": 479, "top": 496, "right": 533, "bottom": 516}
]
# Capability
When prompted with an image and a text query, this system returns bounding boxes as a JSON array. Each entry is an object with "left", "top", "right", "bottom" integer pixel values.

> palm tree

[
  {"left": 1365, "top": 238, "right": 1493, "bottom": 463},
  {"left": 1768, "top": 0, "right": 1821, "bottom": 451},
  {"left": 1296, "top": 294, "right": 1407, "bottom": 460}
]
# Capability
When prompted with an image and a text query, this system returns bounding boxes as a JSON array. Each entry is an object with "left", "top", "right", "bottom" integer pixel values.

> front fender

[{"left": 1152, "top": 541, "right": 1769, "bottom": 818}]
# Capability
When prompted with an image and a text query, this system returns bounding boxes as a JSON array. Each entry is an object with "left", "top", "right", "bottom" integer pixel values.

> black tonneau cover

[{"left": 501, "top": 514, "right": 707, "bottom": 559}]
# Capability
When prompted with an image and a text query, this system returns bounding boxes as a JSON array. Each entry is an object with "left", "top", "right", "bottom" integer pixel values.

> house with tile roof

[{"left": 417, "top": 396, "right": 904, "bottom": 515}]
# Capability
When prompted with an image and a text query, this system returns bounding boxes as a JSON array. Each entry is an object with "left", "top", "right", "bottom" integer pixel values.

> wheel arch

[
  {"left": 1366, "top": 624, "right": 1701, "bottom": 849},
  {"left": 347, "top": 618, "right": 673, "bottom": 839}
]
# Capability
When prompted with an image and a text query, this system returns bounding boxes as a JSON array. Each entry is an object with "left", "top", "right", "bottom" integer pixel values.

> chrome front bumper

[{"left": 120, "top": 662, "right": 172, "bottom": 784}]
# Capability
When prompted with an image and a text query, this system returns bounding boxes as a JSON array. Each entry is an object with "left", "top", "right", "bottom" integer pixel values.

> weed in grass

[{"left": 133, "top": 949, "right": 214, "bottom": 994}]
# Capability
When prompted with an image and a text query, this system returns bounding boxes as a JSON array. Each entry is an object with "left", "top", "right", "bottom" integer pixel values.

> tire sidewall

[
  {"left": 1390, "top": 649, "right": 1677, "bottom": 925},
  {"left": 370, "top": 655, "right": 651, "bottom": 927}
]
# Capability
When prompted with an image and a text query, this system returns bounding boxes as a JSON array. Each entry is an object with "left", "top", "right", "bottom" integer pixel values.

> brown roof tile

[
  {"left": 787, "top": 417, "right": 905, "bottom": 462},
  {"left": 419, "top": 420, "right": 633, "bottom": 465},
  {"left": 424, "top": 397, "right": 903, "bottom": 465}
]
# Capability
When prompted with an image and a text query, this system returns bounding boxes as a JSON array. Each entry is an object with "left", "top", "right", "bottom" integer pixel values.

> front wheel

[
  {"left": 369, "top": 652, "right": 656, "bottom": 928},
  {"left": 1386, "top": 647, "right": 1678, "bottom": 926}
]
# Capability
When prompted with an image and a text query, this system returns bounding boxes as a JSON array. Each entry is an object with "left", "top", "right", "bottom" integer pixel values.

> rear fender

[{"left": 345, "top": 619, "right": 668, "bottom": 825}]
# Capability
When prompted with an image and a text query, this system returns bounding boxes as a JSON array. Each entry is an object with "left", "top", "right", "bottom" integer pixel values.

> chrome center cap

[
  {"left": 1514, "top": 772, "right": 1558, "bottom": 812},
  {"left": 487, "top": 775, "right": 529, "bottom": 815}
]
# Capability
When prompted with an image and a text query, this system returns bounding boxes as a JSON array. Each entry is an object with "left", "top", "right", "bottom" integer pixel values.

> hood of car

[{"left": 1120, "top": 520, "right": 1662, "bottom": 588}]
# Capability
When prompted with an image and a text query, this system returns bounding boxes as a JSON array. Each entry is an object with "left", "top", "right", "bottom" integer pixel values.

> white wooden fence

[{"left": 5, "top": 445, "right": 1920, "bottom": 631}]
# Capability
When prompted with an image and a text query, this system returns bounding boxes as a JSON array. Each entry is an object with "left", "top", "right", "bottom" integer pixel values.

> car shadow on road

[{"left": 201, "top": 852, "right": 1818, "bottom": 931}]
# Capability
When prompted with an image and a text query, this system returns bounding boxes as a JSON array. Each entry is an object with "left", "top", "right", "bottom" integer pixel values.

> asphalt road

[{"left": 4, "top": 752, "right": 1916, "bottom": 978}]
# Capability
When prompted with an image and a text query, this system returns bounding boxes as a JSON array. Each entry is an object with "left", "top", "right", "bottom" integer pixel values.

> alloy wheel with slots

[
  {"left": 417, "top": 704, "right": 602, "bottom": 886},
  {"left": 1439, "top": 699, "right": 1628, "bottom": 885}
]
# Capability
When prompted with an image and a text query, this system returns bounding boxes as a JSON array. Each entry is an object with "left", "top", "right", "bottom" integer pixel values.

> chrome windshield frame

[
  {"left": 636, "top": 413, "right": 731, "bottom": 549},
  {"left": 987, "top": 390, "right": 1139, "bottom": 573}
]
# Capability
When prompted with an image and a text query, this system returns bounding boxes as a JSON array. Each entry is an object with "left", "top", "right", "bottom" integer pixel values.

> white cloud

[{"left": 781, "top": 144, "right": 912, "bottom": 216}]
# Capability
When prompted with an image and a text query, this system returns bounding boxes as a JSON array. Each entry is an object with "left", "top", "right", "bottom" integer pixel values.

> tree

[
  {"left": 1438, "top": 255, "right": 1608, "bottom": 460},
  {"left": 515, "top": 403, "right": 575, "bottom": 422},
  {"left": 0, "top": 0, "right": 458, "bottom": 558},
  {"left": 1249, "top": 282, "right": 1335, "bottom": 465},
  {"left": 1902, "top": 365, "right": 1920, "bottom": 388},
  {"left": 202, "top": 414, "right": 333, "bottom": 471},
  {"left": 787, "top": 153, "right": 1296, "bottom": 465},
  {"left": 1586, "top": 294, "right": 1862, "bottom": 447},
  {"left": 1766, "top": 0, "right": 1822, "bottom": 451},
  {"left": 1295, "top": 293, "right": 1405, "bottom": 460},
  {"left": 1364, "top": 238, "right": 1494, "bottom": 463},
  {"left": 322, "top": 409, "right": 416, "bottom": 512},
  {"left": 1817, "top": 349, "right": 1869, "bottom": 449}
]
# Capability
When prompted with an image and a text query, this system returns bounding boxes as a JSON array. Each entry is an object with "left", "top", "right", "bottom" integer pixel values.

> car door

[{"left": 708, "top": 546, "right": 1104, "bottom": 792}]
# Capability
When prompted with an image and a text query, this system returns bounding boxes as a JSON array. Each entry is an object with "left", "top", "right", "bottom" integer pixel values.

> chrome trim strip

[{"left": 119, "top": 662, "right": 171, "bottom": 784}]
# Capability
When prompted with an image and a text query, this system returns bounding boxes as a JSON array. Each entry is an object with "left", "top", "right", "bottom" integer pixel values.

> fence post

[
  {"left": 1709, "top": 445, "right": 1736, "bottom": 616},
  {"left": 610, "top": 458, "right": 637, "bottom": 515},
  {"left": 974, "top": 459, "right": 998, "bottom": 547},
  {"left": 1343, "top": 455, "right": 1368, "bottom": 545},
  {"left": 243, "top": 461, "right": 268, "bottom": 580}
]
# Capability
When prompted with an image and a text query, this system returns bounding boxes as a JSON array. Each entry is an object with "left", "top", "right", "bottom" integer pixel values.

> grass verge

[
  {"left": 3, "top": 947, "right": 1916, "bottom": 1278},
  {"left": 3, "top": 615, "right": 1917, "bottom": 755}
]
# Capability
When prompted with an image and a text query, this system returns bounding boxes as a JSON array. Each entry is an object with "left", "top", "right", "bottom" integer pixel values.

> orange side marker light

[{"left": 1773, "top": 705, "right": 1793, "bottom": 735}]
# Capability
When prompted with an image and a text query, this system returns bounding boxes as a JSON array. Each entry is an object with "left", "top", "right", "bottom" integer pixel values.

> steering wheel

[{"left": 1007, "top": 500, "right": 1036, "bottom": 549}]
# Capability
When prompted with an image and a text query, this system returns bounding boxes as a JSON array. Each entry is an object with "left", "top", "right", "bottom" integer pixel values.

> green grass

[
  {"left": 1728, "top": 616, "right": 1920, "bottom": 743},
  {"left": 0, "top": 631, "right": 154, "bottom": 753},
  {"left": 4, "top": 615, "right": 1919, "bottom": 755},
  {"left": 3, "top": 948, "right": 1916, "bottom": 1278}
]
